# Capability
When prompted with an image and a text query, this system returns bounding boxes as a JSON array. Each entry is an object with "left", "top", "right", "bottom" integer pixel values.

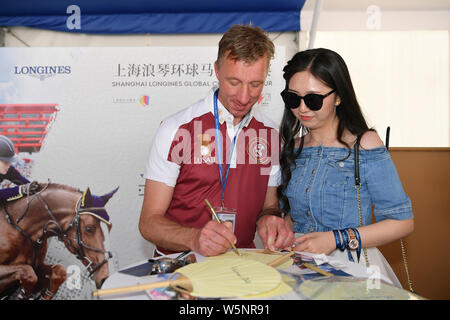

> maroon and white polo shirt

[{"left": 144, "top": 89, "right": 281, "bottom": 253}]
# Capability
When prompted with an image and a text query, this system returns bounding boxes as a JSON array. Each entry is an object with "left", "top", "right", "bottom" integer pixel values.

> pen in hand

[{"left": 204, "top": 199, "right": 240, "bottom": 256}]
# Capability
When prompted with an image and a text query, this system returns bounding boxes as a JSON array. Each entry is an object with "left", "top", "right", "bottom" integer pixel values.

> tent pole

[{"left": 308, "top": 0, "right": 323, "bottom": 49}]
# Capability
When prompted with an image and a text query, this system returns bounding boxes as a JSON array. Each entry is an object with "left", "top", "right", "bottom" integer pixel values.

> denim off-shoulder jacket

[{"left": 282, "top": 146, "right": 413, "bottom": 234}]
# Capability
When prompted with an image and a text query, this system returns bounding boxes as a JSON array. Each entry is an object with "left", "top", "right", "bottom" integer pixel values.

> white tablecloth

[{"left": 98, "top": 250, "right": 394, "bottom": 300}]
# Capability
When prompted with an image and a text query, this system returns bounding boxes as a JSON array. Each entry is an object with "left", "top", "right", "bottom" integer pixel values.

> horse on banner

[{"left": 0, "top": 182, "right": 118, "bottom": 299}]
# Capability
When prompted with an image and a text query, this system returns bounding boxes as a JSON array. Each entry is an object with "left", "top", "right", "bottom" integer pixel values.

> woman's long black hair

[{"left": 277, "top": 48, "right": 371, "bottom": 214}]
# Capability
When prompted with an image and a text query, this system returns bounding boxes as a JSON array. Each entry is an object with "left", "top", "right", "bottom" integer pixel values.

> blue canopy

[{"left": 0, "top": 0, "right": 306, "bottom": 34}]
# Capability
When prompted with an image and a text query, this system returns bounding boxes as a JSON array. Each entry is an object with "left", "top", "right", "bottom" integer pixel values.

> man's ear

[{"left": 214, "top": 60, "right": 220, "bottom": 78}]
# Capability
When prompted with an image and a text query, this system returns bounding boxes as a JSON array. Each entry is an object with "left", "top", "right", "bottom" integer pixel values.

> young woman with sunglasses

[{"left": 277, "top": 48, "right": 414, "bottom": 286}]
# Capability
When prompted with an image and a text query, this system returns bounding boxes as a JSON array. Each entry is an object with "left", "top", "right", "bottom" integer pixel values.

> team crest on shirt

[
  {"left": 195, "top": 133, "right": 215, "bottom": 164},
  {"left": 247, "top": 137, "right": 270, "bottom": 164}
]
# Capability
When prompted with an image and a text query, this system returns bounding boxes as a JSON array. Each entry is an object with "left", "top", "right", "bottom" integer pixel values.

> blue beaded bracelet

[
  {"left": 333, "top": 229, "right": 347, "bottom": 251},
  {"left": 333, "top": 230, "right": 342, "bottom": 250}
]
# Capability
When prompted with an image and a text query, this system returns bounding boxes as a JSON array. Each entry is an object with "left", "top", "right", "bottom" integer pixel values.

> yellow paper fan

[
  {"left": 175, "top": 257, "right": 281, "bottom": 298},
  {"left": 206, "top": 249, "right": 294, "bottom": 269},
  {"left": 93, "top": 251, "right": 292, "bottom": 298},
  {"left": 241, "top": 274, "right": 293, "bottom": 299}
]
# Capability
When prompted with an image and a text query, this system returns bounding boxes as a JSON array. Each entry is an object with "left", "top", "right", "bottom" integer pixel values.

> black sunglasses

[{"left": 281, "top": 89, "right": 335, "bottom": 111}]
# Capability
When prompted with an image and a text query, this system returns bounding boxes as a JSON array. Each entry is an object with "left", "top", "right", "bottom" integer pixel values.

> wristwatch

[{"left": 347, "top": 228, "right": 359, "bottom": 250}]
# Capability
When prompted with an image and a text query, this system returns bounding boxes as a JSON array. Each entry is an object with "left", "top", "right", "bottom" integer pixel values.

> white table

[{"left": 98, "top": 250, "right": 394, "bottom": 300}]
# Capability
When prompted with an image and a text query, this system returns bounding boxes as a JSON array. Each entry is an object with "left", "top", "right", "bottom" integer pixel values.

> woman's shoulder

[
  {"left": 359, "top": 130, "right": 384, "bottom": 150},
  {"left": 292, "top": 130, "right": 385, "bottom": 150}
]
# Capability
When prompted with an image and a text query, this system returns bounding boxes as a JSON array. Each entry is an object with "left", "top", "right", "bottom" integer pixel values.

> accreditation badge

[{"left": 212, "top": 206, "right": 237, "bottom": 232}]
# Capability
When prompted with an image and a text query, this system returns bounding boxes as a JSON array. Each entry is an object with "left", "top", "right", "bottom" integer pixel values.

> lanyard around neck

[{"left": 213, "top": 89, "right": 243, "bottom": 206}]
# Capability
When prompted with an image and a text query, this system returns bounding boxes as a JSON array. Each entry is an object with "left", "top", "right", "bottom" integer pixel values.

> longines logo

[{"left": 14, "top": 65, "right": 72, "bottom": 81}]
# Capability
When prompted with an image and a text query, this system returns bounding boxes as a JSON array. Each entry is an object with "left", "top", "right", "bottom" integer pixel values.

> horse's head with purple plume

[{"left": 79, "top": 186, "right": 119, "bottom": 225}]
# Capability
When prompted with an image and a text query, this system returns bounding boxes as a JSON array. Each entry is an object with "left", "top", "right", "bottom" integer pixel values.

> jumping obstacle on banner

[{"left": 0, "top": 103, "right": 59, "bottom": 153}]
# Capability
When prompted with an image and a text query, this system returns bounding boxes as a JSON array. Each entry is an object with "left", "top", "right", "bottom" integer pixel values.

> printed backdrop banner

[{"left": 0, "top": 47, "right": 286, "bottom": 286}]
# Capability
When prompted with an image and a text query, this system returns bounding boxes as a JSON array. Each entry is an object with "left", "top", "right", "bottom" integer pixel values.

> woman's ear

[{"left": 335, "top": 95, "right": 341, "bottom": 107}]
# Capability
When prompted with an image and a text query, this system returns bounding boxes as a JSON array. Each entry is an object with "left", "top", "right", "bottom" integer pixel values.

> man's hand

[
  {"left": 191, "top": 220, "right": 237, "bottom": 256},
  {"left": 257, "top": 215, "right": 294, "bottom": 252}
]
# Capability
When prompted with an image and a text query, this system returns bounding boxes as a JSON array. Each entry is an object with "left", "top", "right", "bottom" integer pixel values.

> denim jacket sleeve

[{"left": 362, "top": 148, "right": 413, "bottom": 222}]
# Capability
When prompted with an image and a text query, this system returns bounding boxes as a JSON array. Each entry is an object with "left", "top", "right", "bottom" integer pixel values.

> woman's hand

[{"left": 292, "top": 231, "right": 336, "bottom": 255}]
